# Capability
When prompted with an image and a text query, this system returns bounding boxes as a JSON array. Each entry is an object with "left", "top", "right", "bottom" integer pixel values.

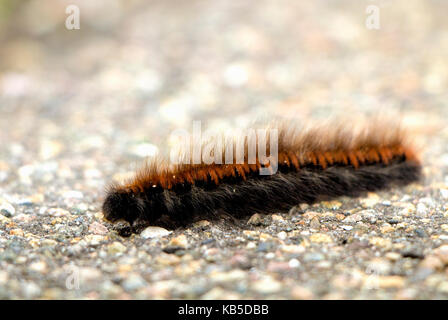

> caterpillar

[{"left": 102, "top": 117, "right": 422, "bottom": 233}]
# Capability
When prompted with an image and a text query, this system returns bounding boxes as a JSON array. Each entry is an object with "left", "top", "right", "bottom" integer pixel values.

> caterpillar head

[{"left": 102, "top": 187, "right": 143, "bottom": 224}]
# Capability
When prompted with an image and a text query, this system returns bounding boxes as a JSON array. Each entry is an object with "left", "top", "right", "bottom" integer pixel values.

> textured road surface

[{"left": 0, "top": 0, "right": 448, "bottom": 299}]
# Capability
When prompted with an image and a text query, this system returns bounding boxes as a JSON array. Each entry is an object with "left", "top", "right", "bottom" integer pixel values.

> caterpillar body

[{"left": 102, "top": 117, "right": 422, "bottom": 232}]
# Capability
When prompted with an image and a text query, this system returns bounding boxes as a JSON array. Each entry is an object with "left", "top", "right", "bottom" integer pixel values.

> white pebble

[
  {"left": 277, "top": 231, "right": 287, "bottom": 240},
  {"left": 140, "top": 226, "right": 172, "bottom": 239},
  {"left": 0, "top": 199, "right": 15, "bottom": 217},
  {"left": 265, "top": 252, "right": 275, "bottom": 259},
  {"left": 289, "top": 258, "right": 301, "bottom": 268},
  {"left": 416, "top": 203, "right": 428, "bottom": 217}
]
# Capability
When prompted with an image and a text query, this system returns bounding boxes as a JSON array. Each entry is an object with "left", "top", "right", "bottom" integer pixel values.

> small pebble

[
  {"left": 291, "top": 286, "right": 314, "bottom": 299},
  {"left": 201, "top": 287, "right": 236, "bottom": 300},
  {"left": 252, "top": 276, "right": 282, "bottom": 294},
  {"left": 193, "top": 220, "right": 210, "bottom": 228},
  {"left": 122, "top": 274, "right": 147, "bottom": 291},
  {"left": 437, "top": 282, "right": 448, "bottom": 293},
  {"left": 108, "top": 242, "right": 127, "bottom": 255},
  {"left": 376, "top": 276, "right": 405, "bottom": 289},
  {"left": 88, "top": 222, "right": 108, "bottom": 235},
  {"left": 155, "top": 253, "right": 181, "bottom": 266},
  {"left": 310, "top": 217, "right": 320, "bottom": 229},
  {"left": 247, "top": 213, "right": 262, "bottom": 226},
  {"left": 434, "top": 245, "right": 448, "bottom": 264},
  {"left": 41, "top": 239, "right": 57, "bottom": 246},
  {"left": 369, "top": 237, "right": 392, "bottom": 249},
  {"left": 257, "top": 242, "right": 272, "bottom": 252},
  {"left": 267, "top": 261, "right": 290, "bottom": 272},
  {"left": 168, "top": 234, "right": 188, "bottom": 249},
  {"left": 21, "top": 282, "right": 42, "bottom": 299},
  {"left": 29, "top": 261, "right": 47, "bottom": 273},
  {"left": 0, "top": 214, "right": 10, "bottom": 224},
  {"left": 309, "top": 233, "right": 332, "bottom": 243},
  {"left": 321, "top": 201, "right": 342, "bottom": 210},
  {"left": 271, "top": 214, "right": 284, "bottom": 222},
  {"left": 277, "top": 231, "right": 287, "bottom": 240},
  {"left": 85, "top": 235, "right": 105, "bottom": 246},
  {"left": 281, "top": 245, "right": 305, "bottom": 254},
  {"left": 246, "top": 242, "right": 257, "bottom": 249},
  {"left": 211, "top": 270, "right": 246, "bottom": 283},
  {"left": 385, "top": 252, "right": 401, "bottom": 261},
  {"left": 288, "top": 258, "right": 300, "bottom": 268},
  {"left": 420, "top": 256, "right": 443, "bottom": 271},
  {"left": 201, "top": 238, "right": 215, "bottom": 245},
  {"left": 343, "top": 214, "right": 362, "bottom": 223},
  {"left": 0, "top": 199, "right": 15, "bottom": 217},
  {"left": 360, "top": 193, "right": 380, "bottom": 208},
  {"left": 140, "top": 226, "right": 172, "bottom": 239},
  {"left": 10, "top": 229, "right": 24, "bottom": 236},
  {"left": 415, "top": 228, "right": 427, "bottom": 238},
  {"left": 303, "top": 252, "right": 325, "bottom": 262},
  {"left": 380, "top": 223, "right": 395, "bottom": 234},
  {"left": 416, "top": 203, "right": 428, "bottom": 217}
]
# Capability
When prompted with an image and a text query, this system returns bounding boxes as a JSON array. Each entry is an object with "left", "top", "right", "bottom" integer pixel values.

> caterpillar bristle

[{"left": 102, "top": 117, "right": 422, "bottom": 233}]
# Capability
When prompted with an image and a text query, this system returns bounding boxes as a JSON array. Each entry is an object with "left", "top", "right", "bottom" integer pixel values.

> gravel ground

[{"left": 1, "top": 0, "right": 448, "bottom": 299}]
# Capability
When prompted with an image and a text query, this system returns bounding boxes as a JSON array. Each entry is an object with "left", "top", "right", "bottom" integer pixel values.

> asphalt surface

[{"left": 0, "top": 0, "right": 447, "bottom": 299}]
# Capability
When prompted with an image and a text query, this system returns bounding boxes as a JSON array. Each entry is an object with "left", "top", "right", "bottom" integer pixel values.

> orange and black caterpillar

[{"left": 102, "top": 117, "right": 422, "bottom": 232}]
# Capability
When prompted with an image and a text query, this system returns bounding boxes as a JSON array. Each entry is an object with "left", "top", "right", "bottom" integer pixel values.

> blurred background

[{"left": 1, "top": 0, "right": 447, "bottom": 176}]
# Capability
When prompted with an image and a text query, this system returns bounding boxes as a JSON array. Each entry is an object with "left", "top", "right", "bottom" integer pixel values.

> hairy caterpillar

[{"left": 102, "top": 117, "right": 422, "bottom": 233}]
